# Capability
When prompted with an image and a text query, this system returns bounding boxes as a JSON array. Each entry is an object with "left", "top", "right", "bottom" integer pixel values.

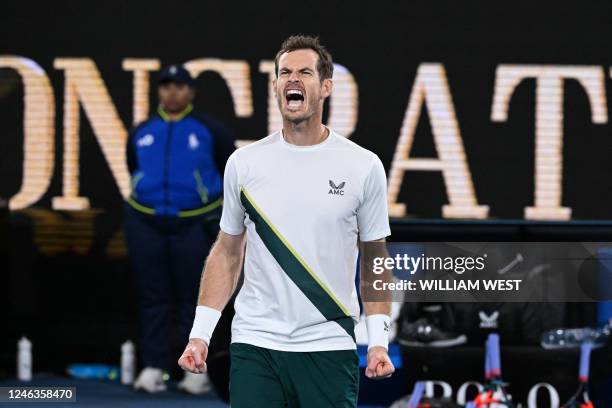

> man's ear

[{"left": 321, "top": 78, "right": 333, "bottom": 99}]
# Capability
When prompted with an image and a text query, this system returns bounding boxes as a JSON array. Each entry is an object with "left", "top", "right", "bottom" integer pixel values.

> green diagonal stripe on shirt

[{"left": 240, "top": 186, "right": 355, "bottom": 341}]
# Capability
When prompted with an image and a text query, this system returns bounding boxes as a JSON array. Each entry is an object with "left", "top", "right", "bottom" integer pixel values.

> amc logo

[{"left": 328, "top": 180, "right": 345, "bottom": 196}]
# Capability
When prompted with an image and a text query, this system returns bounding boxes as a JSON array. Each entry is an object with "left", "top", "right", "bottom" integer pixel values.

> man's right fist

[{"left": 178, "top": 338, "right": 208, "bottom": 374}]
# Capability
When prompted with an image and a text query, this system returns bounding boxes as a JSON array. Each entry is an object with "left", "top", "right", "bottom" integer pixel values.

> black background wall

[
  {"left": 2, "top": 0, "right": 612, "bottom": 400},
  {"left": 3, "top": 1, "right": 612, "bottom": 219}
]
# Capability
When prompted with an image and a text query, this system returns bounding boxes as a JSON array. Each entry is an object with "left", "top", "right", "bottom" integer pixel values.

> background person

[{"left": 124, "top": 64, "right": 235, "bottom": 394}]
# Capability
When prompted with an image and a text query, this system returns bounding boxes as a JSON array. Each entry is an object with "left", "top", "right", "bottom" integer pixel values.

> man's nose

[{"left": 288, "top": 72, "right": 300, "bottom": 82}]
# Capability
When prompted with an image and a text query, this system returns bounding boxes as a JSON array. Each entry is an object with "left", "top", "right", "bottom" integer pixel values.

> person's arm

[
  {"left": 356, "top": 155, "right": 395, "bottom": 379},
  {"left": 178, "top": 230, "right": 245, "bottom": 374},
  {"left": 197, "top": 231, "right": 246, "bottom": 310},
  {"left": 179, "top": 152, "right": 245, "bottom": 374},
  {"left": 361, "top": 239, "right": 392, "bottom": 318},
  {"left": 360, "top": 238, "right": 394, "bottom": 379}
]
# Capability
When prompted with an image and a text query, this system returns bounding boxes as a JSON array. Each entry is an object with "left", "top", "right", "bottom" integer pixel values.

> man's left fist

[{"left": 365, "top": 346, "right": 395, "bottom": 379}]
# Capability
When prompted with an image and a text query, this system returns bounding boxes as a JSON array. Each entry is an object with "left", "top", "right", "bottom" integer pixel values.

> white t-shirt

[{"left": 220, "top": 129, "right": 391, "bottom": 352}]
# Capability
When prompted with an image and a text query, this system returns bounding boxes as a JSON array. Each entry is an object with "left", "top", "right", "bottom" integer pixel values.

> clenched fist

[
  {"left": 178, "top": 338, "right": 208, "bottom": 374},
  {"left": 365, "top": 346, "right": 395, "bottom": 379}
]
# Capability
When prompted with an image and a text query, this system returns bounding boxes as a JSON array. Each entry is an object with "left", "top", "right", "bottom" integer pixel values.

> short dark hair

[{"left": 274, "top": 35, "right": 334, "bottom": 81}]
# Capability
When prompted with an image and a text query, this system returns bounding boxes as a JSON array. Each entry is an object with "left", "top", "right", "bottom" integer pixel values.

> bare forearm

[
  {"left": 361, "top": 239, "right": 394, "bottom": 355},
  {"left": 363, "top": 300, "right": 391, "bottom": 316},
  {"left": 360, "top": 239, "right": 392, "bottom": 317},
  {"left": 363, "top": 263, "right": 392, "bottom": 316},
  {"left": 197, "top": 231, "right": 245, "bottom": 311}
]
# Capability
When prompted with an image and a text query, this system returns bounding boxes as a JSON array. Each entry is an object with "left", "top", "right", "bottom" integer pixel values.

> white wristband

[
  {"left": 366, "top": 314, "right": 390, "bottom": 351},
  {"left": 189, "top": 306, "right": 222, "bottom": 346}
]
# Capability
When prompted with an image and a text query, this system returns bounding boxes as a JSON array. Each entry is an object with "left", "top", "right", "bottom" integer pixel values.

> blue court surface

[
  {"left": 0, "top": 376, "right": 227, "bottom": 408},
  {"left": 0, "top": 346, "right": 401, "bottom": 407},
  {"left": 0, "top": 376, "right": 388, "bottom": 408}
]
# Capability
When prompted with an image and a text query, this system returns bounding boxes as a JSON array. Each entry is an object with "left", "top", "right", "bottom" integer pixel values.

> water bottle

[
  {"left": 17, "top": 337, "right": 32, "bottom": 381},
  {"left": 121, "top": 340, "right": 135, "bottom": 385}
]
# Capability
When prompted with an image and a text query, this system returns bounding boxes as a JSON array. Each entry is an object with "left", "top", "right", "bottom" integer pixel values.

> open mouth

[{"left": 285, "top": 89, "right": 305, "bottom": 109}]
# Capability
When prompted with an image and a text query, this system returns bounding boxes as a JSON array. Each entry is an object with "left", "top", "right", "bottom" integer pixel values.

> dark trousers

[
  {"left": 123, "top": 203, "right": 219, "bottom": 370},
  {"left": 229, "top": 343, "right": 359, "bottom": 408}
]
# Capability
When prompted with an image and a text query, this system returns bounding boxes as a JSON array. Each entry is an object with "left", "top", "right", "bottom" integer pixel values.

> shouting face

[{"left": 273, "top": 49, "right": 332, "bottom": 124}]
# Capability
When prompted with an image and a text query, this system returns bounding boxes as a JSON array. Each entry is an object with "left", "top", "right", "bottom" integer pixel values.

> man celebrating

[{"left": 179, "top": 36, "right": 394, "bottom": 407}]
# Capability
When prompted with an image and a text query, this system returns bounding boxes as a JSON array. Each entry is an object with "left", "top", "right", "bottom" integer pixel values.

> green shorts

[{"left": 229, "top": 342, "right": 359, "bottom": 408}]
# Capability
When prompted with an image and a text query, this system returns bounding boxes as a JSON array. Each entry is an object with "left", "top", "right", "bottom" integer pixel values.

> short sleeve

[
  {"left": 219, "top": 154, "right": 245, "bottom": 235},
  {"left": 357, "top": 156, "right": 391, "bottom": 241}
]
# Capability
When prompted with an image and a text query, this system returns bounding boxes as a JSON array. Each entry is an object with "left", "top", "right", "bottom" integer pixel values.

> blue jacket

[{"left": 126, "top": 105, "right": 235, "bottom": 217}]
